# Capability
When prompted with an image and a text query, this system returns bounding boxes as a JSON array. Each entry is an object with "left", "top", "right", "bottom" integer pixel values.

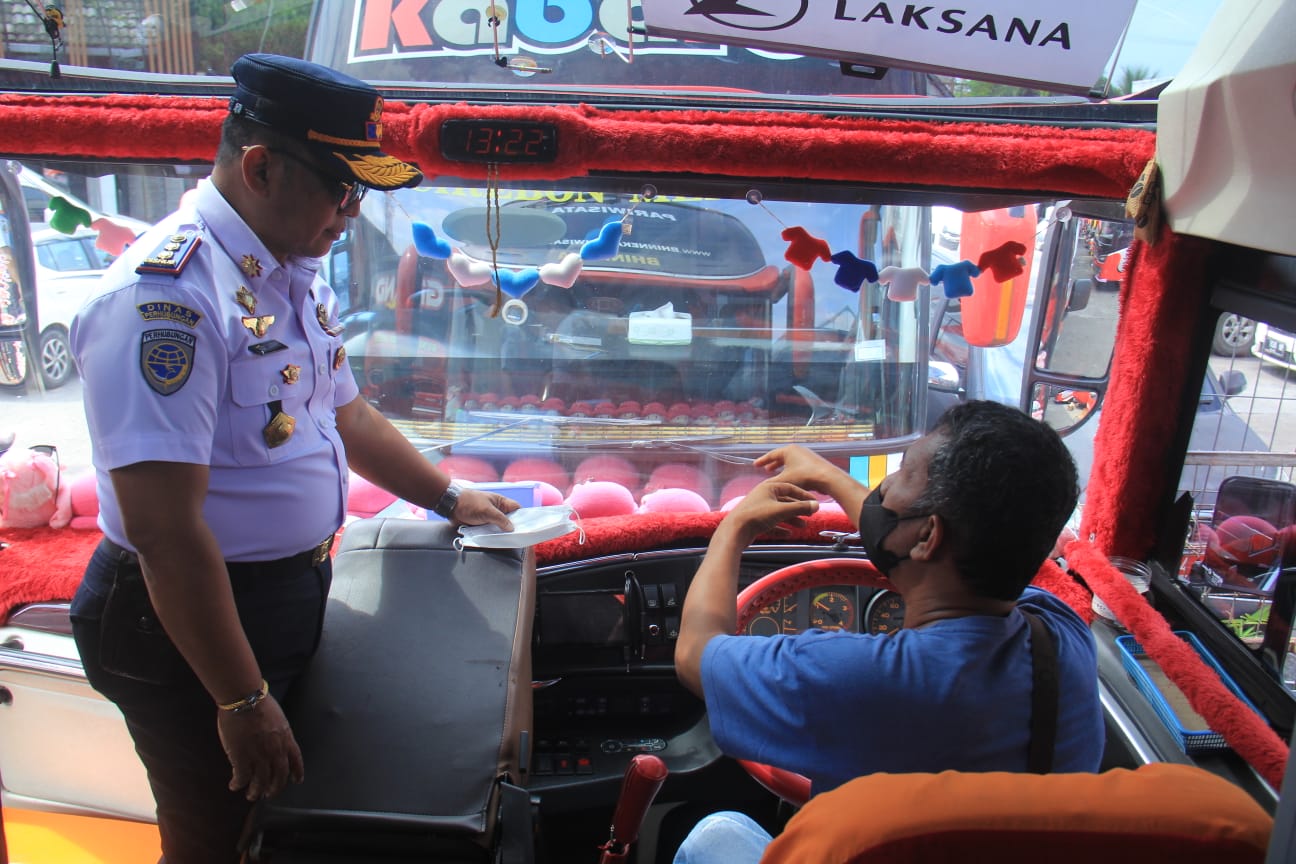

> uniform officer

[{"left": 67, "top": 53, "right": 518, "bottom": 864}]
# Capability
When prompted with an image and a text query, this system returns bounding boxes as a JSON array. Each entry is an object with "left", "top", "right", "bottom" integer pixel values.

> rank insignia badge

[
  {"left": 140, "top": 329, "right": 196, "bottom": 395},
  {"left": 235, "top": 285, "right": 257, "bottom": 314},
  {"left": 316, "top": 303, "right": 343, "bottom": 336},
  {"left": 242, "top": 315, "right": 275, "bottom": 338},
  {"left": 333, "top": 346, "right": 347, "bottom": 370},
  {"left": 263, "top": 410, "right": 296, "bottom": 448},
  {"left": 281, "top": 363, "right": 301, "bottom": 384},
  {"left": 137, "top": 232, "right": 201, "bottom": 277},
  {"left": 240, "top": 254, "right": 263, "bottom": 278}
]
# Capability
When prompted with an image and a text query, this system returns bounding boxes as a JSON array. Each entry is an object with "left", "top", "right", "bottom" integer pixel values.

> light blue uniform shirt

[{"left": 70, "top": 179, "right": 359, "bottom": 561}]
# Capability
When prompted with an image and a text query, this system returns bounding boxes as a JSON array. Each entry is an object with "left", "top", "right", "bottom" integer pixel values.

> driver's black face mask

[{"left": 859, "top": 486, "right": 927, "bottom": 576}]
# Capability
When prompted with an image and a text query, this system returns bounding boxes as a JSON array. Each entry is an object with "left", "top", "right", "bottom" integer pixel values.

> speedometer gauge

[
  {"left": 864, "top": 590, "right": 906, "bottom": 635},
  {"left": 809, "top": 590, "right": 855, "bottom": 631}
]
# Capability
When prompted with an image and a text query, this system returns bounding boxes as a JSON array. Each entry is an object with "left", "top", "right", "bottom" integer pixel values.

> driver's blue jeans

[{"left": 672, "top": 811, "right": 772, "bottom": 864}]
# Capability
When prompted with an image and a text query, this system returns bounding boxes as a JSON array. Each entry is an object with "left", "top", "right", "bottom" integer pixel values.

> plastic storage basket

[{"left": 1115, "top": 631, "right": 1260, "bottom": 753}]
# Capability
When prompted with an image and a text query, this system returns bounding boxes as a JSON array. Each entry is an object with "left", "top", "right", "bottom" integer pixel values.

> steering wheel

[{"left": 733, "top": 558, "right": 891, "bottom": 807}]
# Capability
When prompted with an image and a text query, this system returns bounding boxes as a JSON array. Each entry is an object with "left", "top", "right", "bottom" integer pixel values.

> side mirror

[
  {"left": 958, "top": 206, "right": 1037, "bottom": 348},
  {"left": 928, "top": 360, "right": 962, "bottom": 393}
]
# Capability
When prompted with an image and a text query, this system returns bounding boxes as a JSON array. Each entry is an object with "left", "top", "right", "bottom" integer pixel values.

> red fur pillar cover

[
  {"left": 1080, "top": 225, "right": 1214, "bottom": 556},
  {"left": 1067, "top": 540, "right": 1288, "bottom": 790}
]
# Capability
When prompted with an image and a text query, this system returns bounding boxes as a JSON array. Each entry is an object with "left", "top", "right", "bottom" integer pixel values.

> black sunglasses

[
  {"left": 253, "top": 146, "right": 368, "bottom": 212},
  {"left": 29, "top": 444, "right": 59, "bottom": 502}
]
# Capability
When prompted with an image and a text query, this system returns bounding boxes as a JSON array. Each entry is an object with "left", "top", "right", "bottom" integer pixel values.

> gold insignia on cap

[
  {"left": 235, "top": 285, "right": 257, "bottom": 314},
  {"left": 240, "top": 255, "right": 263, "bottom": 278},
  {"left": 333, "top": 346, "right": 347, "bottom": 370},
  {"left": 263, "top": 410, "right": 296, "bottom": 448},
  {"left": 281, "top": 363, "right": 301, "bottom": 384},
  {"left": 242, "top": 315, "right": 275, "bottom": 338},
  {"left": 332, "top": 151, "right": 419, "bottom": 187}
]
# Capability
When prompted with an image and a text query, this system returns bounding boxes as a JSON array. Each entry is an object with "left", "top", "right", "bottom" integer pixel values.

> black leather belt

[{"left": 102, "top": 535, "right": 334, "bottom": 576}]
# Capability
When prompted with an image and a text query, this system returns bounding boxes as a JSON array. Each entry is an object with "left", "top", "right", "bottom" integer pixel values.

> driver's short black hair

[{"left": 912, "top": 400, "right": 1079, "bottom": 600}]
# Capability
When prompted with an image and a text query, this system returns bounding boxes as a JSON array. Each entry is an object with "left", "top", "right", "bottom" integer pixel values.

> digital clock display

[{"left": 439, "top": 119, "right": 559, "bottom": 164}]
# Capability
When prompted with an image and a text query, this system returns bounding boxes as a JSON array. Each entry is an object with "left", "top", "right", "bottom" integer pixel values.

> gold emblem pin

[
  {"left": 241, "top": 315, "right": 275, "bottom": 338},
  {"left": 333, "top": 346, "right": 346, "bottom": 370},
  {"left": 281, "top": 363, "right": 301, "bottom": 384},
  {"left": 235, "top": 286, "right": 257, "bottom": 314},
  {"left": 263, "top": 410, "right": 296, "bottom": 448},
  {"left": 316, "top": 303, "right": 343, "bottom": 336},
  {"left": 240, "top": 254, "right": 263, "bottom": 278}
]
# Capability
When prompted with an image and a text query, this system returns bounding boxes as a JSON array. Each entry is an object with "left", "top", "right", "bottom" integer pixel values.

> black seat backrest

[{"left": 249, "top": 518, "right": 535, "bottom": 863}]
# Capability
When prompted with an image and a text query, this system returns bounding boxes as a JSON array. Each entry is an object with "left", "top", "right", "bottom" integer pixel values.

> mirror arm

[{"left": 1260, "top": 564, "right": 1295, "bottom": 681}]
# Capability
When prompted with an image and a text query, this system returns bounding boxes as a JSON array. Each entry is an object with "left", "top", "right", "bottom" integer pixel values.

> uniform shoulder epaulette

[{"left": 137, "top": 230, "right": 202, "bottom": 277}]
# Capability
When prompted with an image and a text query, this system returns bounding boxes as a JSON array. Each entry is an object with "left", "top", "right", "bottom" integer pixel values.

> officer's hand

[
  {"left": 452, "top": 488, "right": 519, "bottom": 531},
  {"left": 217, "top": 693, "right": 304, "bottom": 801}
]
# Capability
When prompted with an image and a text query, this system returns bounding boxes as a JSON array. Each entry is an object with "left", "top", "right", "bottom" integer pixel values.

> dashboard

[{"left": 528, "top": 547, "right": 900, "bottom": 803}]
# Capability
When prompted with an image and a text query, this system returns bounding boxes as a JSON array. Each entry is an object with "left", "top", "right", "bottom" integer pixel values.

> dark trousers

[{"left": 70, "top": 539, "right": 332, "bottom": 864}]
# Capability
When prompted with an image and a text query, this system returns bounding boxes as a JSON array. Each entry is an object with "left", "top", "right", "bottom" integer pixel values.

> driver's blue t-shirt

[{"left": 700, "top": 587, "right": 1103, "bottom": 795}]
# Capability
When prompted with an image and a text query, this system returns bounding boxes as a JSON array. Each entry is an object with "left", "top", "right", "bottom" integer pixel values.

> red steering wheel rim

[{"left": 733, "top": 558, "right": 891, "bottom": 807}]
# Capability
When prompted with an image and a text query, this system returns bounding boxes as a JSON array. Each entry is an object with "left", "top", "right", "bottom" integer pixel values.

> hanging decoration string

[
  {"left": 486, "top": 161, "right": 504, "bottom": 317},
  {"left": 626, "top": 0, "right": 635, "bottom": 63}
]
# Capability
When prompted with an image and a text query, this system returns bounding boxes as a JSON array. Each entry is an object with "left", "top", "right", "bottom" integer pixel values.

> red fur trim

[
  {"left": 1031, "top": 558, "right": 1094, "bottom": 624},
  {"left": 0, "top": 95, "right": 1152, "bottom": 199},
  {"left": 1066, "top": 539, "right": 1289, "bottom": 790},
  {"left": 0, "top": 526, "right": 101, "bottom": 614},
  {"left": 1081, "top": 226, "right": 1213, "bottom": 556}
]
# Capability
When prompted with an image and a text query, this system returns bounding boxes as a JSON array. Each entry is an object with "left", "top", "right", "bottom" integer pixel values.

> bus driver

[{"left": 672, "top": 400, "right": 1104, "bottom": 862}]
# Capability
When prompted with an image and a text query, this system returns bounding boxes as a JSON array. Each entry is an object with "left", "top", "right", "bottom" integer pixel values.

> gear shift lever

[{"left": 598, "top": 754, "right": 668, "bottom": 863}]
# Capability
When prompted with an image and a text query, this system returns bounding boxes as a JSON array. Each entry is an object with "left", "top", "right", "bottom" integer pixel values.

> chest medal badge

[
  {"left": 242, "top": 315, "right": 275, "bottom": 338},
  {"left": 235, "top": 285, "right": 257, "bottom": 314},
  {"left": 263, "top": 403, "right": 296, "bottom": 448}
]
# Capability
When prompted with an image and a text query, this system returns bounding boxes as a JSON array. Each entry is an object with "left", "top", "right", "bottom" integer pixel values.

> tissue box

[{"left": 628, "top": 310, "right": 692, "bottom": 345}]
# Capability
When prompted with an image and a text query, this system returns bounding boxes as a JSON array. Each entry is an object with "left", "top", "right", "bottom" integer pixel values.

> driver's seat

[{"left": 759, "top": 764, "right": 1272, "bottom": 863}]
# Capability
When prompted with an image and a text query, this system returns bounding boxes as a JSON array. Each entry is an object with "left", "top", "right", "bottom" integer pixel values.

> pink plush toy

[
  {"left": 565, "top": 480, "right": 637, "bottom": 519},
  {"left": 67, "top": 469, "right": 101, "bottom": 530},
  {"left": 0, "top": 447, "right": 72, "bottom": 529},
  {"left": 534, "top": 481, "right": 565, "bottom": 506},
  {"left": 638, "top": 488, "right": 711, "bottom": 515},
  {"left": 644, "top": 463, "right": 714, "bottom": 505},
  {"left": 346, "top": 471, "right": 399, "bottom": 518}
]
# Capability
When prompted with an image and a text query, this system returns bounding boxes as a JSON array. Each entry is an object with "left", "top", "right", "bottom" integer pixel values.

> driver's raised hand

[
  {"left": 451, "top": 488, "right": 519, "bottom": 531},
  {"left": 723, "top": 480, "right": 820, "bottom": 543},
  {"left": 754, "top": 445, "right": 841, "bottom": 494},
  {"left": 217, "top": 693, "right": 303, "bottom": 802}
]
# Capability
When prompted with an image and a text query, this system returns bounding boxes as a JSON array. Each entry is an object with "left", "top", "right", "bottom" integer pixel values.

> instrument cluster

[{"left": 743, "top": 585, "right": 905, "bottom": 636}]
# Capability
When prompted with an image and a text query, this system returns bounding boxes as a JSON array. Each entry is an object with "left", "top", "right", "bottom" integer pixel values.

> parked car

[
  {"left": 30, "top": 227, "right": 112, "bottom": 388},
  {"left": 1251, "top": 322, "right": 1296, "bottom": 371},
  {"left": 1213, "top": 312, "right": 1257, "bottom": 356},
  {"left": 932, "top": 296, "right": 1269, "bottom": 508}
]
